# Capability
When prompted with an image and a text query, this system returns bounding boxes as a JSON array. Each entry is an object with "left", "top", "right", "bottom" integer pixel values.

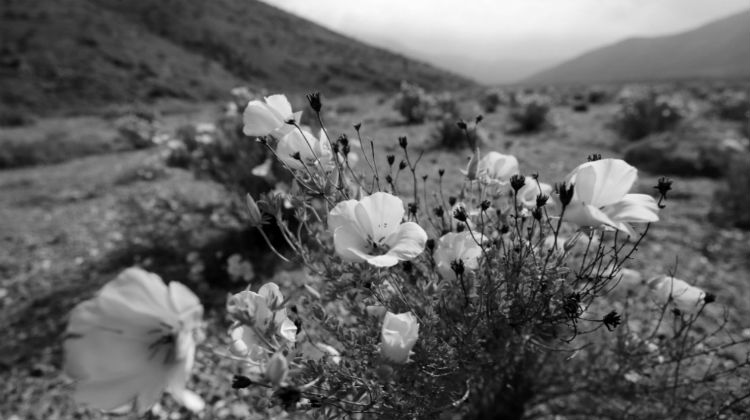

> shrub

[
  {"left": 709, "top": 89, "right": 750, "bottom": 122},
  {"left": 62, "top": 91, "right": 750, "bottom": 420},
  {"left": 711, "top": 151, "right": 750, "bottom": 229},
  {"left": 430, "top": 116, "right": 487, "bottom": 149},
  {"left": 509, "top": 94, "right": 552, "bottom": 133},
  {"left": 622, "top": 124, "right": 732, "bottom": 178},
  {"left": 393, "top": 81, "right": 432, "bottom": 124},
  {"left": 115, "top": 114, "right": 158, "bottom": 149},
  {"left": 611, "top": 90, "right": 684, "bottom": 141},
  {"left": 479, "top": 90, "right": 501, "bottom": 113},
  {"left": 571, "top": 93, "right": 589, "bottom": 112}
]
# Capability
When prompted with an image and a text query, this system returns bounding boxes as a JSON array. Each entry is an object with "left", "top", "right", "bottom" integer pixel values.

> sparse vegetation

[
  {"left": 611, "top": 89, "right": 684, "bottom": 141},
  {"left": 509, "top": 93, "right": 552, "bottom": 133}
]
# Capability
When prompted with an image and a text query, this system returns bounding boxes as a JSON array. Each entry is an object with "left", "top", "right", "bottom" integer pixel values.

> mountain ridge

[
  {"left": 524, "top": 9, "right": 750, "bottom": 85},
  {"left": 0, "top": 0, "right": 473, "bottom": 116}
]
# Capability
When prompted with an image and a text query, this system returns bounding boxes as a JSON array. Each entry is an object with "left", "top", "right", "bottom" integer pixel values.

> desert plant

[
  {"left": 479, "top": 90, "right": 501, "bottom": 113},
  {"left": 62, "top": 91, "right": 750, "bottom": 420},
  {"left": 393, "top": 81, "right": 433, "bottom": 124},
  {"left": 509, "top": 94, "right": 552, "bottom": 132},
  {"left": 709, "top": 89, "right": 750, "bottom": 122},
  {"left": 611, "top": 90, "right": 684, "bottom": 141},
  {"left": 711, "top": 151, "right": 750, "bottom": 229}
]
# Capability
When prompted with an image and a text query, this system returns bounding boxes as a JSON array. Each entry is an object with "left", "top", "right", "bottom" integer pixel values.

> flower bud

[
  {"left": 387, "top": 154, "right": 395, "bottom": 166},
  {"left": 354, "top": 122, "right": 362, "bottom": 131},
  {"left": 434, "top": 206, "right": 444, "bottom": 217},
  {"left": 246, "top": 194, "right": 263, "bottom": 227},
  {"left": 557, "top": 182, "right": 575, "bottom": 207},
  {"left": 380, "top": 312, "right": 419, "bottom": 364},
  {"left": 306, "top": 92, "right": 322, "bottom": 113},
  {"left": 399, "top": 160, "right": 407, "bottom": 170},
  {"left": 456, "top": 120, "right": 468, "bottom": 130},
  {"left": 510, "top": 174, "right": 526, "bottom": 192},
  {"left": 438, "top": 168, "right": 445, "bottom": 177},
  {"left": 465, "top": 147, "right": 480, "bottom": 181},
  {"left": 453, "top": 206, "right": 468, "bottom": 223},
  {"left": 265, "top": 352, "right": 289, "bottom": 387},
  {"left": 398, "top": 136, "right": 408, "bottom": 149}
]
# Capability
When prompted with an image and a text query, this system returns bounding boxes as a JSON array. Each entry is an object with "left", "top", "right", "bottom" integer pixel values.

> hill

[
  {"left": 524, "top": 9, "right": 750, "bottom": 85},
  {"left": 0, "top": 0, "right": 473, "bottom": 116}
]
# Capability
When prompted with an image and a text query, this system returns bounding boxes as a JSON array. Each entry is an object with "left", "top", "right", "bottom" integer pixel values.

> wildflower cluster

[{"left": 62, "top": 91, "right": 750, "bottom": 419}]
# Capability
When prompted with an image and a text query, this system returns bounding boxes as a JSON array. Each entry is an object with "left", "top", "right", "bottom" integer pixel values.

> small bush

[
  {"left": 479, "top": 90, "right": 501, "bottom": 113},
  {"left": 430, "top": 116, "right": 487, "bottom": 149},
  {"left": 611, "top": 90, "right": 684, "bottom": 141},
  {"left": 709, "top": 90, "right": 749, "bottom": 122},
  {"left": 711, "top": 151, "right": 750, "bottom": 229},
  {"left": 509, "top": 94, "right": 552, "bottom": 133},
  {"left": 393, "top": 81, "right": 432, "bottom": 124},
  {"left": 623, "top": 125, "right": 732, "bottom": 178},
  {"left": 115, "top": 115, "right": 158, "bottom": 149},
  {"left": 571, "top": 93, "right": 589, "bottom": 112}
]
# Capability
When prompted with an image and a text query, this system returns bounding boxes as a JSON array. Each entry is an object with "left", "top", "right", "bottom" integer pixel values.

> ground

[{"left": 1, "top": 92, "right": 748, "bottom": 419}]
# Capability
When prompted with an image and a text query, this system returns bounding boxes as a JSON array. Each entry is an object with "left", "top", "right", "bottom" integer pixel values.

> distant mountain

[
  {"left": 525, "top": 9, "right": 750, "bottom": 85},
  {"left": 0, "top": 0, "right": 473, "bottom": 115}
]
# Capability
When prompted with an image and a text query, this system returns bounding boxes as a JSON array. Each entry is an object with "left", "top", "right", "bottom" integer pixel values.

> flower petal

[
  {"left": 243, "top": 101, "right": 282, "bottom": 137},
  {"left": 347, "top": 247, "right": 400, "bottom": 267},
  {"left": 264, "top": 94, "right": 293, "bottom": 121},
  {"left": 355, "top": 192, "right": 405, "bottom": 242},
  {"left": 383, "top": 222, "right": 428, "bottom": 262},
  {"left": 328, "top": 200, "right": 359, "bottom": 234},
  {"left": 603, "top": 194, "right": 659, "bottom": 223},
  {"left": 564, "top": 201, "right": 616, "bottom": 229},
  {"left": 568, "top": 159, "right": 637, "bottom": 207},
  {"left": 333, "top": 226, "right": 370, "bottom": 263}
]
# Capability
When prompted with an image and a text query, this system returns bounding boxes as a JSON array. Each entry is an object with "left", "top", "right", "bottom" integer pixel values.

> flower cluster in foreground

[{"left": 61, "top": 91, "right": 745, "bottom": 419}]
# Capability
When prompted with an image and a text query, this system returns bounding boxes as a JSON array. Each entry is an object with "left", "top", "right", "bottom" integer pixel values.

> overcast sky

[{"left": 260, "top": 0, "right": 750, "bottom": 83}]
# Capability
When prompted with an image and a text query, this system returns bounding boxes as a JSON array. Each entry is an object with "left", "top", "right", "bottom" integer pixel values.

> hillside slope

[
  {"left": 525, "top": 9, "right": 750, "bottom": 85},
  {"left": 0, "top": 0, "right": 472, "bottom": 115}
]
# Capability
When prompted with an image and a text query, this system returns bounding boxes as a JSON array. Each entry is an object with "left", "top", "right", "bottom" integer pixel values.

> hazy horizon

[{"left": 260, "top": 0, "right": 750, "bottom": 84}]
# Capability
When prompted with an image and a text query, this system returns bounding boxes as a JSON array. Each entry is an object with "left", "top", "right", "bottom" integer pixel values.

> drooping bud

[
  {"left": 465, "top": 147, "right": 480, "bottom": 181},
  {"left": 246, "top": 194, "right": 263, "bottom": 227},
  {"left": 265, "top": 353, "right": 289, "bottom": 387},
  {"left": 398, "top": 136, "right": 408, "bottom": 149},
  {"left": 399, "top": 160, "right": 407, "bottom": 170},
  {"left": 232, "top": 375, "right": 253, "bottom": 389},
  {"left": 387, "top": 154, "right": 395, "bottom": 166},
  {"left": 480, "top": 200, "right": 491, "bottom": 211}
]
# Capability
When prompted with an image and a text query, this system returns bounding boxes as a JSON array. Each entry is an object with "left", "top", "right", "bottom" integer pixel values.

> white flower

[
  {"left": 564, "top": 159, "right": 659, "bottom": 237},
  {"left": 650, "top": 276, "right": 706, "bottom": 314},
  {"left": 227, "top": 283, "right": 297, "bottom": 362},
  {"left": 316, "top": 343, "right": 342, "bottom": 365},
  {"left": 516, "top": 177, "right": 553, "bottom": 208},
  {"left": 242, "top": 94, "right": 302, "bottom": 137},
  {"left": 63, "top": 267, "right": 205, "bottom": 414},
  {"left": 434, "top": 232, "right": 486, "bottom": 279},
  {"left": 276, "top": 128, "right": 334, "bottom": 170},
  {"left": 478, "top": 151, "right": 519, "bottom": 184},
  {"left": 328, "top": 192, "right": 428, "bottom": 267},
  {"left": 380, "top": 311, "right": 419, "bottom": 364}
]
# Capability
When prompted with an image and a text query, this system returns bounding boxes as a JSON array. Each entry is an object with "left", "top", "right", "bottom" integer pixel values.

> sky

[{"left": 259, "top": 0, "right": 750, "bottom": 83}]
